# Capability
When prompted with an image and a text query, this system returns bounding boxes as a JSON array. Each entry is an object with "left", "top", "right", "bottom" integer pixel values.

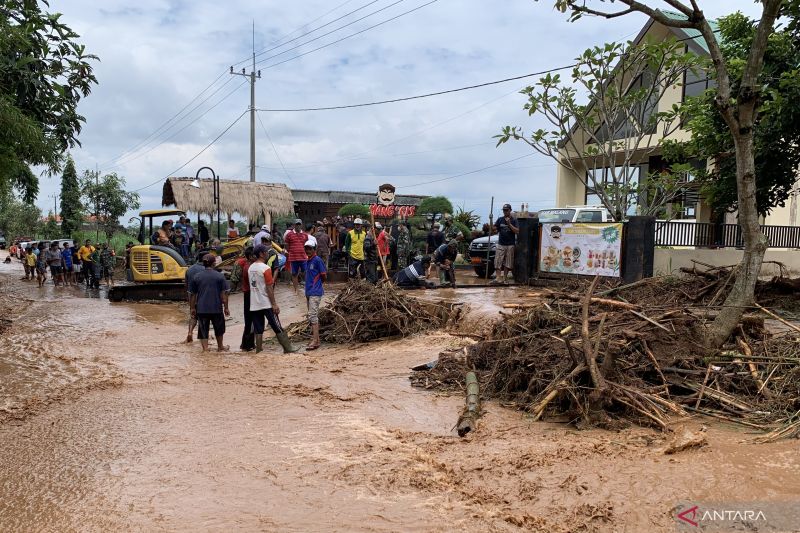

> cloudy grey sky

[{"left": 38, "top": 0, "right": 761, "bottom": 221}]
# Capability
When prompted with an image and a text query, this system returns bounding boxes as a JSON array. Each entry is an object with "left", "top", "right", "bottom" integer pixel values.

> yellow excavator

[{"left": 108, "top": 209, "right": 282, "bottom": 302}]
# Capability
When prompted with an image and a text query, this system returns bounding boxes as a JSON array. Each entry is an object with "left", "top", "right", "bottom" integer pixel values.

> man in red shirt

[
  {"left": 235, "top": 247, "right": 255, "bottom": 351},
  {"left": 284, "top": 218, "right": 309, "bottom": 293}
]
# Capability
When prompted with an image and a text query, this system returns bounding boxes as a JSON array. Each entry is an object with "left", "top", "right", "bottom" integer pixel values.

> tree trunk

[{"left": 707, "top": 131, "right": 768, "bottom": 347}]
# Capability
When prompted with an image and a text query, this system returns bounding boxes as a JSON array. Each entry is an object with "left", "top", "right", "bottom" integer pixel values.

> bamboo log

[
  {"left": 523, "top": 291, "right": 640, "bottom": 311},
  {"left": 754, "top": 303, "right": 800, "bottom": 335},
  {"left": 456, "top": 372, "right": 481, "bottom": 437}
]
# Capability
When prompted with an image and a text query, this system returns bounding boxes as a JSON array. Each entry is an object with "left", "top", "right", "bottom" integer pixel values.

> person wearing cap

[
  {"left": 433, "top": 240, "right": 459, "bottom": 288},
  {"left": 393, "top": 255, "right": 434, "bottom": 288},
  {"left": 189, "top": 254, "right": 231, "bottom": 352},
  {"left": 344, "top": 218, "right": 367, "bottom": 279},
  {"left": 492, "top": 203, "right": 519, "bottom": 285},
  {"left": 253, "top": 224, "right": 271, "bottom": 248},
  {"left": 362, "top": 221, "right": 379, "bottom": 284},
  {"left": 426, "top": 222, "right": 445, "bottom": 254},
  {"left": 248, "top": 244, "right": 297, "bottom": 353},
  {"left": 313, "top": 223, "right": 331, "bottom": 268},
  {"left": 284, "top": 218, "right": 309, "bottom": 293},
  {"left": 303, "top": 236, "right": 326, "bottom": 350}
]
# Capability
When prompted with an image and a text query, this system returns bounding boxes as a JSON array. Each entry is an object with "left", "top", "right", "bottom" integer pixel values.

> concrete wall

[{"left": 654, "top": 248, "right": 800, "bottom": 277}]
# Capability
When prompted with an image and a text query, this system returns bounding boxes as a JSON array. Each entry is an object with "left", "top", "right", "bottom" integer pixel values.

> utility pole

[
  {"left": 230, "top": 21, "right": 261, "bottom": 182},
  {"left": 95, "top": 165, "right": 99, "bottom": 241}
]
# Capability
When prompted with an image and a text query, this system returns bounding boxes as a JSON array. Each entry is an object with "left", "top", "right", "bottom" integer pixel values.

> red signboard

[{"left": 370, "top": 204, "right": 416, "bottom": 218}]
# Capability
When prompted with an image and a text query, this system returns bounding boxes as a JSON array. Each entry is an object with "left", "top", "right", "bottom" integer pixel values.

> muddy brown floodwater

[{"left": 0, "top": 255, "right": 798, "bottom": 532}]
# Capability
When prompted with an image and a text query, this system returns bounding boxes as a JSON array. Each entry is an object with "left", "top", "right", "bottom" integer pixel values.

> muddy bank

[{"left": 0, "top": 259, "right": 798, "bottom": 532}]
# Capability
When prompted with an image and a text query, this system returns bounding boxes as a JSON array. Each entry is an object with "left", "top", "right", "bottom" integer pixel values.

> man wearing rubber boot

[{"left": 248, "top": 245, "right": 298, "bottom": 354}]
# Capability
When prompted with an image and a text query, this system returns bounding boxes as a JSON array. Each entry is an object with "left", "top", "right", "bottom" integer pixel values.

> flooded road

[{"left": 0, "top": 256, "right": 798, "bottom": 532}]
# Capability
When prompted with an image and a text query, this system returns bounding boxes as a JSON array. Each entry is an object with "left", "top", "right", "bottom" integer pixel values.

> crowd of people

[{"left": 13, "top": 239, "right": 118, "bottom": 289}]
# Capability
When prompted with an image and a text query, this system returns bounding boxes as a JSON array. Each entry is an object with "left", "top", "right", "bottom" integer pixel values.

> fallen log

[
  {"left": 456, "top": 372, "right": 481, "bottom": 437},
  {"left": 522, "top": 291, "right": 640, "bottom": 311}
]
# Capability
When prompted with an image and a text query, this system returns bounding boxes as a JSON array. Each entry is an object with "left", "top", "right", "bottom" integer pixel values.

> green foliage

[
  {"left": 338, "top": 203, "right": 371, "bottom": 218},
  {"left": 0, "top": 1, "right": 98, "bottom": 200},
  {"left": 663, "top": 12, "right": 800, "bottom": 216},
  {"left": 418, "top": 196, "right": 454, "bottom": 220},
  {"left": 80, "top": 171, "right": 140, "bottom": 239},
  {"left": 59, "top": 156, "right": 82, "bottom": 237},
  {"left": 496, "top": 39, "right": 704, "bottom": 221},
  {"left": 454, "top": 206, "right": 481, "bottom": 230},
  {"left": 42, "top": 212, "right": 59, "bottom": 239},
  {"left": 0, "top": 196, "right": 40, "bottom": 239}
]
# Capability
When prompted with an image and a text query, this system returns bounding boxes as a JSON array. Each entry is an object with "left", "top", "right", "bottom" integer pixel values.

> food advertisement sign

[{"left": 540, "top": 223, "right": 623, "bottom": 277}]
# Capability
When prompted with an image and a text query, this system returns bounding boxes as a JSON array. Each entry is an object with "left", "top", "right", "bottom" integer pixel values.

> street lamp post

[{"left": 195, "top": 167, "right": 220, "bottom": 240}]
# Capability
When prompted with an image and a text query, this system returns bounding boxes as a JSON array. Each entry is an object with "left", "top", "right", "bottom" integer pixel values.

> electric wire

[
  {"left": 257, "top": 0, "right": 438, "bottom": 70},
  {"left": 105, "top": 79, "right": 248, "bottom": 172},
  {"left": 133, "top": 109, "right": 249, "bottom": 192},
  {"left": 255, "top": 110, "right": 298, "bottom": 188}
]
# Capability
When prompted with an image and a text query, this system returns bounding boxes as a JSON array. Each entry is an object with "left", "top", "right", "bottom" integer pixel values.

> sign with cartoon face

[
  {"left": 540, "top": 222, "right": 622, "bottom": 277},
  {"left": 377, "top": 183, "right": 396, "bottom": 206}
]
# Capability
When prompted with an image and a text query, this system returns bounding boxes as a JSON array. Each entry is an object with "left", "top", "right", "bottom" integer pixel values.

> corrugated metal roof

[{"left": 291, "top": 189, "right": 426, "bottom": 206}]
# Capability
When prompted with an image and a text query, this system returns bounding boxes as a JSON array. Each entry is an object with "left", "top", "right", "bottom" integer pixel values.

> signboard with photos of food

[{"left": 539, "top": 222, "right": 623, "bottom": 277}]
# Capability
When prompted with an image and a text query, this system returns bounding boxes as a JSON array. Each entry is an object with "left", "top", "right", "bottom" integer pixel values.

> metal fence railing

[{"left": 655, "top": 221, "right": 800, "bottom": 249}]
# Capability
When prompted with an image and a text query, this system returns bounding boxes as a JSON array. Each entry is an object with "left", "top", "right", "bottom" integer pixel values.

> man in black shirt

[
  {"left": 492, "top": 203, "right": 519, "bottom": 284},
  {"left": 426, "top": 222, "right": 444, "bottom": 254},
  {"left": 433, "top": 241, "right": 458, "bottom": 288}
]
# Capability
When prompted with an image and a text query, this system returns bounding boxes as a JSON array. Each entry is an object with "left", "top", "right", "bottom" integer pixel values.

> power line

[
  {"left": 230, "top": 0, "right": 362, "bottom": 68},
  {"left": 105, "top": 80, "right": 248, "bottom": 172},
  {"left": 98, "top": 70, "right": 231, "bottom": 168},
  {"left": 253, "top": 0, "right": 407, "bottom": 68},
  {"left": 255, "top": 110, "right": 298, "bottom": 188},
  {"left": 402, "top": 153, "right": 536, "bottom": 190},
  {"left": 246, "top": 0, "right": 385, "bottom": 66},
  {"left": 134, "top": 109, "right": 249, "bottom": 193},
  {"left": 258, "top": 0, "right": 439, "bottom": 70},
  {"left": 258, "top": 66, "right": 574, "bottom": 112}
]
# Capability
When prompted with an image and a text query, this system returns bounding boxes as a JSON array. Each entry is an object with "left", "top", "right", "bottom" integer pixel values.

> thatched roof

[{"left": 162, "top": 177, "right": 295, "bottom": 219}]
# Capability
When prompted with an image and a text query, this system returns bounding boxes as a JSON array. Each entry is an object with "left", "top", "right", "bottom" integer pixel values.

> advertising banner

[{"left": 540, "top": 222, "right": 623, "bottom": 277}]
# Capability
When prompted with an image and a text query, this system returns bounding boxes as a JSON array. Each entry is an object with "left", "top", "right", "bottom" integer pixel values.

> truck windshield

[{"left": 538, "top": 209, "right": 575, "bottom": 223}]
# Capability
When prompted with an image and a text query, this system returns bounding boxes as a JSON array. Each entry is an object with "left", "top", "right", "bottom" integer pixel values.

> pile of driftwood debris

[
  {"left": 286, "top": 280, "right": 460, "bottom": 343},
  {"left": 414, "top": 264, "right": 800, "bottom": 441}
]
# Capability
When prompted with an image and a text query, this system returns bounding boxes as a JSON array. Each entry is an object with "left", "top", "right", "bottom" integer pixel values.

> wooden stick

[
  {"left": 641, "top": 340, "right": 670, "bottom": 398},
  {"left": 628, "top": 309, "right": 671, "bottom": 332},
  {"left": 754, "top": 303, "right": 800, "bottom": 335},
  {"left": 597, "top": 277, "right": 653, "bottom": 296},
  {"left": 581, "top": 275, "right": 606, "bottom": 391},
  {"left": 694, "top": 364, "right": 713, "bottom": 409},
  {"left": 523, "top": 291, "right": 641, "bottom": 311},
  {"left": 369, "top": 211, "right": 390, "bottom": 281},
  {"left": 736, "top": 338, "right": 773, "bottom": 399},
  {"left": 532, "top": 364, "right": 586, "bottom": 421}
]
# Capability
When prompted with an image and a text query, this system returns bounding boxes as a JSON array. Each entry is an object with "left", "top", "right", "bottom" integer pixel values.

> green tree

[
  {"left": 338, "top": 203, "right": 371, "bottom": 218},
  {"left": 418, "top": 196, "right": 454, "bottom": 225},
  {"left": 454, "top": 206, "right": 481, "bottom": 230},
  {"left": 59, "top": 156, "right": 82, "bottom": 237},
  {"left": 81, "top": 171, "right": 140, "bottom": 240},
  {"left": 0, "top": 196, "right": 40, "bottom": 239},
  {"left": 42, "top": 211, "right": 59, "bottom": 239},
  {"left": 663, "top": 12, "right": 800, "bottom": 217},
  {"left": 546, "top": 0, "right": 785, "bottom": 348},
  {"left": 496, "top": 39, "right": 702, "bottom": 221},
  {"left": 0, "top": 1, "right": 98, "bottom": 200}
]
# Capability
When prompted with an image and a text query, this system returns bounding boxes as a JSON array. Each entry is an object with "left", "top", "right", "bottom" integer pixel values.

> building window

[
  {"left": 585, "top": 166, "right": 641, "bottom": 215},
  {"left": 593, "top": 69, "right": 658, "bottom": 143}
]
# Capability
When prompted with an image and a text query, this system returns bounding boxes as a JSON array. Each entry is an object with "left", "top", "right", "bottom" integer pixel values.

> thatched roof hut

[{"left": 162, "top": 177, "right": 295, "bottom": 220}]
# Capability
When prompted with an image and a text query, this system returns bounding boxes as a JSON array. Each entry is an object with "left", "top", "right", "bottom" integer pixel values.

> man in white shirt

[{"left": 248, "top": 245, "right": 297, "bottom": 354}]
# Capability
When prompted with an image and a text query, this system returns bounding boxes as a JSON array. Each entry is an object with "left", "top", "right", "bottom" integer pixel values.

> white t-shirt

[
  {"left": 248, "top": 261, "right": 273, "bottom": 311},
  {"left": 253, "top": 230, "right": 270, "bottom": 246}
]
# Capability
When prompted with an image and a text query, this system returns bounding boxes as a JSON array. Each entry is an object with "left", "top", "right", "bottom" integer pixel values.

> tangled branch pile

[
  {"left": 286, "top": 280, "right": 459, "bottom": 343},
  {"left": 414, "top": 267, "right": 800, "bottom": 440}
]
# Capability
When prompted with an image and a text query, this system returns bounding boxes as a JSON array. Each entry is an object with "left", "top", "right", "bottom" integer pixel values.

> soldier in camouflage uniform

[{"left": 395, "top": 222, "right": 412, "bottom": 269}]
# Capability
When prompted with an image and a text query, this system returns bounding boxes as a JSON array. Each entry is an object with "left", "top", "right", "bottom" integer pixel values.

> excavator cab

[{"left": 108, "top": 209, "right": 189, "bottom": 301}]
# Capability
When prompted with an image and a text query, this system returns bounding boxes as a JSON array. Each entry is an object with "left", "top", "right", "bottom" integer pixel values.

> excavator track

[{"left": 108, "top": 283, "right": 187, "bottom": 302}]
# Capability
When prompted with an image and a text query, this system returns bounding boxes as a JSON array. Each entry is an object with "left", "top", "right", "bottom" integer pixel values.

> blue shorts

[{"left": 291, "top": 260, "right": 305, "bottom": 275}]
